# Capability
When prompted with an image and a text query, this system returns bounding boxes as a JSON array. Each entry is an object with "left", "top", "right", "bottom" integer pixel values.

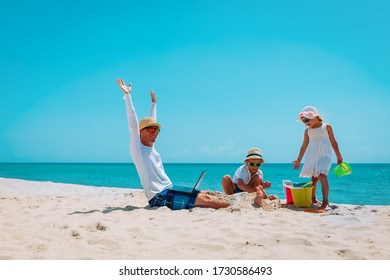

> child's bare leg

[
  {"left": 247, "top": 174, "right": 262, "bottom": 193},
  {"left": 318, "top": 174, "right": 329, "bottom": 209},
  {"left": 222, "top": 175, "right": 235, "bottom": 195},
  {"left": 311, "top": 176, "right": 320, "bottom": 203},
  {"left": 254, "top": 186, "right": 265, "bottom": 206},
  {"left": 248, "top": 175, "right": 271, "bottom": 198}
]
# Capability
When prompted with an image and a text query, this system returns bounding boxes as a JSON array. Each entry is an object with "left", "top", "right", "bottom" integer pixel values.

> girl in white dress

[{"left": 293, "top": 106, "right": 343, "bottom": 209}]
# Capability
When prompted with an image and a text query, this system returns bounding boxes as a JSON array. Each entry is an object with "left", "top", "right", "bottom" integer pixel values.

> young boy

[{"left": 222, "top": 148, "right": 271, "bottom": 206}]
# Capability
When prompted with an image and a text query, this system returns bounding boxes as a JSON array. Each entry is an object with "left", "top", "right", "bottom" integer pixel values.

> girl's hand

[
  {"left": 292, "top": 160, "right": 300, "bottom": 170},
  {"left": 116, "top": 79, "right": 132, "bottom": 95},
  {"left": 150, "top": 89, "right": 156, "bottom": 103},
  {"left": 337, "top": 155, "right": 343, "bottom": 165}
]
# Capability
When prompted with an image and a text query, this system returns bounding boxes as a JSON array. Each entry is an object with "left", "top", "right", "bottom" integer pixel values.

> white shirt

[
  {"left": 233, "top": 164, "right": 263, "bottom": 184},
  {"left": 124, "top": 94, "right": 172, "bottom": 200}
]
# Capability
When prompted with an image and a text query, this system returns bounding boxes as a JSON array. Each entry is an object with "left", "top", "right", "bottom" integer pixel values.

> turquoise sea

[{"left": 0, "top": 163, "right": 389, "bottom": 206}]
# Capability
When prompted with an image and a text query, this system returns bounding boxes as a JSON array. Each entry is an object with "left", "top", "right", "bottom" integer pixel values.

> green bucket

[{"left": 333, "top": 162, "right": 352, "bottom": 178}]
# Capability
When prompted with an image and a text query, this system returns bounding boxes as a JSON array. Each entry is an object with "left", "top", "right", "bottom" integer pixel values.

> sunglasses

[
  {"left": 144, "top": 126, "right": 160, "bottom": 133},
  {"left": 302, "top": 118, "right": 311, "bottom": 123},
  {"left": 247, "top": 162, "right": 261, "bottom": 167}
]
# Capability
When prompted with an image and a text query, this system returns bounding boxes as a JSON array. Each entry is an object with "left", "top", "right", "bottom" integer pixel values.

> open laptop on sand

[{"left": 171, "top": 170, "right": 207, "bottom": 194}]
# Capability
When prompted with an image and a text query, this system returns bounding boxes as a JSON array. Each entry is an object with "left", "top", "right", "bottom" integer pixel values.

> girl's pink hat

[{"left": 298, "top": 106, "right": 320, "bottom": 119}]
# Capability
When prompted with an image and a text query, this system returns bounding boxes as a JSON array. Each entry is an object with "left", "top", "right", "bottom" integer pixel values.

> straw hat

[
  {"left": 298, "top": 106, "right": 320, "bottom": 119},
  {"left": 244, "top": 148, "right": 264, "bottom": 163},
  {"left": 139, "top": 117, "right": 161, "bottom": 131}
]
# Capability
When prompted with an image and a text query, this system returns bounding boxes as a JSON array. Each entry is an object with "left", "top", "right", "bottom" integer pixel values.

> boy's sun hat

[
  {"left": 139, "top": 117, "right": 161, "bottom": 131},
  {"left": 244, "top": 148, "right": 264, "bottom": 163},
  {"left": 298, "top": 106, "right": 320, "bottom": 120}
]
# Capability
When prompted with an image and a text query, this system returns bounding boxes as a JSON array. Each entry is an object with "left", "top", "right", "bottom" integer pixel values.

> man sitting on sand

[
  {"left": 222, "top": 148, "right": 272, "bottom": 206},
  {"left": 116, "top": 79, "right": 229, "bottom": 210}
]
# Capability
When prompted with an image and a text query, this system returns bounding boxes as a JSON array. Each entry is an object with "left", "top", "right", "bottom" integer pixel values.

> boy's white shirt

[{"left": 233, "top": 164, "right": 263, "bottom": 184}]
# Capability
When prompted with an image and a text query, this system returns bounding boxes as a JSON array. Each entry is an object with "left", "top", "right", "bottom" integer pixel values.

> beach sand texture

[{"left": 1, "top": 178, "right": 389, "bottom": 260}]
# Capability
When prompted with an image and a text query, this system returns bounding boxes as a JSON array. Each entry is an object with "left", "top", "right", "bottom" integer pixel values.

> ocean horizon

[{"left": 1, "top": 162, "right": 389, "bottom": 206}]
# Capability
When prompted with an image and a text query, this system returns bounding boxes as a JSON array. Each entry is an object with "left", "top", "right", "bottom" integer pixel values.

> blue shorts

[
  {"left": 148, "top": 189, "right": 200, "bottom": 210},
  {"left": 233, "top": 183, "right": 244, "bottom": 194}
]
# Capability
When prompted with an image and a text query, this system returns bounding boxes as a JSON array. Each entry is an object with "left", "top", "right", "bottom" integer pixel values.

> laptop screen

[{"left": 193, "top": 170, "right": 207, "bottom": 190}]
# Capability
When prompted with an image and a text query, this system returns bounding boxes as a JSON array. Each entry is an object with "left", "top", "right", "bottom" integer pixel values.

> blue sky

[{"left": 1, "top": 0, "right": 389, "bottom": 163}]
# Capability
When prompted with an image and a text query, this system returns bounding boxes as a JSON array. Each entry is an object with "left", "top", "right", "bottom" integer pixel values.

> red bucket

[
  {"left": 286, "top": 187, "right": 293, "bottom": 204},
  {"left": 283, "top": 180, "right": 294, "bottom": 204}
]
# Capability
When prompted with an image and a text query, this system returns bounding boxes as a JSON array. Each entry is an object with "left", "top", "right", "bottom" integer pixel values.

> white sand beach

[{"left": 1, "top": 177, "right": 389, "bottom": 260}]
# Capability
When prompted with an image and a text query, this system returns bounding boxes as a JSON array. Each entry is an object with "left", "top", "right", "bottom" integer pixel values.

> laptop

[{"left": 171, "top": 170, "right": 208, "bottom": 194}]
